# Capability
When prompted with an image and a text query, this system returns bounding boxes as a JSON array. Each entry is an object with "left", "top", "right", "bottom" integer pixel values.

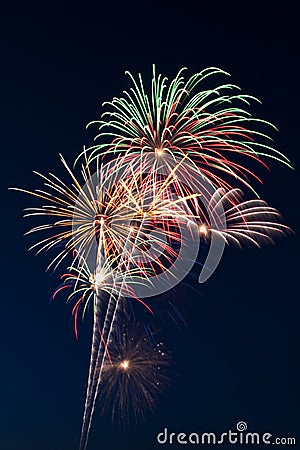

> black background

[{"left": 1, "top": 2, "right": 299, "bottom": 449}]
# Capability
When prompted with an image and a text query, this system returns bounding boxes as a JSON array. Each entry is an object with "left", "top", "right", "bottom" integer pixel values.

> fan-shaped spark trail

[{"left": 198, "top": 188, "right": 291, "bottom": 246}]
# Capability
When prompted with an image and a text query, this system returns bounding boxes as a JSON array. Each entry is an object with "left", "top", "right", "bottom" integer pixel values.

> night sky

[{"left": 1, "top": 3, "right": 299, "bottom": 450}]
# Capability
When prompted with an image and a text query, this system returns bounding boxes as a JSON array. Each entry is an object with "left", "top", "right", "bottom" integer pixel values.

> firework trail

[
  {"left": 11, "top": 66, "right": 292, "bottom": 450},
  {"left": 79, "top": 161, "right": 203, "bottom": 450},
  {"left": 79, "top": 228, "right": 144, "bottom": 450}
]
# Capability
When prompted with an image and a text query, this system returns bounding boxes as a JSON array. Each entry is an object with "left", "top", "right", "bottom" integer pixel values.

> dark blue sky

[{"left": 1, "top": 3, "right": 299, "bottom": 450}]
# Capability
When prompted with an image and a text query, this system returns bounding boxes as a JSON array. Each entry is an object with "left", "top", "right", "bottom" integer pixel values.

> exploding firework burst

[
  {"left": 11, "top": 152, "right": 200, "bottom": 273},
  {"left": 78, "top": 65, "right": 291, "bottom": 194}
]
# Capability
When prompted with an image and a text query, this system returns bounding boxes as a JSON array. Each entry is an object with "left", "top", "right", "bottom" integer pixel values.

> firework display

[{"left": 11, "top": 66, "right": 291, "bottom": 449}]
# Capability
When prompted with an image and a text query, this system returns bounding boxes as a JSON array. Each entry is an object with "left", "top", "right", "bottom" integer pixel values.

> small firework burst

[{"left": 97, "top": 321, "right": 172, "bottom": 427}]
